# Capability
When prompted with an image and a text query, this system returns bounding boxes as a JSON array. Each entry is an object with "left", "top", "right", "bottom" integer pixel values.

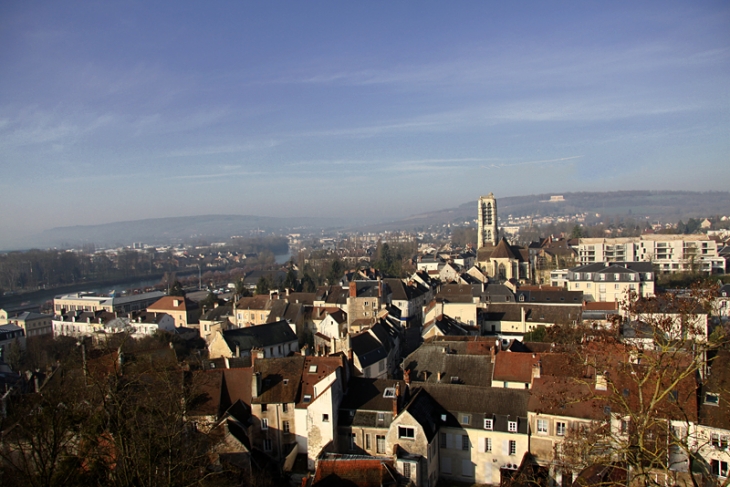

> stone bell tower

[{"left": 478, "top": 193, "right": 498, "bottom": 248}]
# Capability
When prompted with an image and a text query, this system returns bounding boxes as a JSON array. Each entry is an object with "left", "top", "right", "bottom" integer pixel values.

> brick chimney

[
  {"left": 392, "top": 382, "right": 400, "bottom": 416},
  {"left": 532, "top": 360, "right": 542, "bottom": 380},
  {"left": 251, "top": 348, "right": 264, "bottom": 367},
  {"left": 251, "top": 372, "right": 260, "bottom": 398},
  {"left": 349, "top": 282, "right": 357, "bottom": 298},
  {"left": 404, "top": 369, "right": 411, "bottom": 386}
]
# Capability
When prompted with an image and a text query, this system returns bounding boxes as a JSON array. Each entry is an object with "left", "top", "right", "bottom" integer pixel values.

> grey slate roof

[
  {"left": 351, "top": 332, "right": 388, "bottom": 369},
  {"left": 222, "top": 320, "right": 297, "bottom": 353},
  {"left": 419, "top": 383, "right": 530, "bottom": 434},
  {"left": 402, "top": 344, "right": 493, "bottom": 387},
  {"left": 402, "top": 388, "right": 447, "bottom": 442}
]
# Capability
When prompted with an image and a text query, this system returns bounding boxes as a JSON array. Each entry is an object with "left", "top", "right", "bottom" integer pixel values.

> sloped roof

[
  {"left": 493, "top": 352, "right": 540, "bottom": 383},
  {"left": 311, "top": 457, "right": 397, "bottom": 487},
  {"left": 147, "top": 296, "right": 198, "bottom": 313},
  {"left": 222, "top": 320, "right": 297, "bottom": 353},
  {"left": 491, "top": 238, "right": 519, "bottom": 260},
  {"left": 297, "top": 355, "right": 345, "bottom": 408},
  {"left": 419, "top": 383, "right": 530, "bottom": 432},
  {"left": 423, "top": 315, "right": 471, "bottom": 338},
  {"left": 402, "top": 343, "right": 493, "bottom": 387},
  {"left": 401, "top": 388, "right": 447, "bottom": 442},
  {"left": 350, "top": 332, "right": 387, "bottom": 369},
  {"left": 253, "top": 356, "right": 305, "bottom": 404},
  {"left": 200, "top": 305, "right": 232, "bottom": 322},
  {"left": 435, "top": 284, "right": 473, "bottom": 303},
  {"left": 340, "top": 377, "right": 406, "bottom": 412}
]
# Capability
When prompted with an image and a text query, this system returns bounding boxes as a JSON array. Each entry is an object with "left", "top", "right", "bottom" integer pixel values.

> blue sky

[{"left": 0, "top": 1, "right": 728, "bottom": 248}]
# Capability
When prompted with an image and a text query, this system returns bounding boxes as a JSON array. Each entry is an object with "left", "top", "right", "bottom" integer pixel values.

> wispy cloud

[{"left": 482, "top": 155, "right": 583, "bottom": 169}]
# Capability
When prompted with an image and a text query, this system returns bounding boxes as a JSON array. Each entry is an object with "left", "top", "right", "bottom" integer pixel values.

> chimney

[
  {"left": 532, "top": 360, "right": 542, "bottom": 380},
  {"left": 437, "top": 371, "right": 443, "bottom": 382},
  {"left": 392, "top": 383, "right": 400, "bottom": 416},
  {"left": 490, "top": 345, "right": 496, "bottom": 363},
  {"left": 404, "top": 369, "right": 411, "bottom": 386},
  {"left": 235, "top": 344, "right": 240, "bottom": 358},
  {"left": 349, "top": 282, "right": 357, "bottom": 298},
  {"left": 223, "top": 356, "right": 230, "bottom": 369},
  {"left": 251, "top": 348, "right": 264, "bottom": 367},
  {"left": 252, "top": 372, "right": 260, "bottom": 398}
]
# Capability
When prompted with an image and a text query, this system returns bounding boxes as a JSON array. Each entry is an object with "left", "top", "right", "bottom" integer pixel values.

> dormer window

[
  {"left": 705, "top": 393, "right": 720, "bottom": 405},
  {"left": 303, "top": 394, "right": 312, "bottom": 403},
  {"left": 308, "top": 365, "right": 318, "bottom": 373},
  {"left": 508, "top": 421, "right": 517, "bottom": 432},
  {"left": 484, "top": 418, "right": 493, "bottom": 430}
]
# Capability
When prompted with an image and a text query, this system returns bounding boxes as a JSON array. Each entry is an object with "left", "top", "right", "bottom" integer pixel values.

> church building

[{"left": 476, "top": 193, "right": 531, "bottom": 283}]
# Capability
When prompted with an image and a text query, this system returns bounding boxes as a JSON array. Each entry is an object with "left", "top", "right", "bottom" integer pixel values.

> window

[
  {"left": 261, "top": 404, "right": 267, "bottom": 412},
  {"left": 383, "top": 387, "right": 396, "bottom": 398},
  {"left": 712, "top": 460, "right": 729, "bottom": 478},
  {"left": 365, "top": 434, "right": 371, "bottom": 450},
  {"left": 485, "top": 437, "right": 492, "bottom": 452},
  {"left": 403, "top": 462, "right": 411, "bottom": 478},
  {"left": 376, "top": 435, "right": 385, "bottom": 454},
  {"left": 509, "top": 440, "right": 516, "bottom": 455},
  {"left": 537, "top": 419, "right": 548, "bottom": 434},
  {"left": 309, "top": 364, "right": 318, "bottom": 373},
  {"left": 398, "top": 426, "right": 415, "bottom": 439},
  {"left": 282, "top": 403, "right": 288, "bottom": 412},
  {"left": 461, "top": 414, "right": 470, "bottom": 425},
  {"left": 303, "top": 394, "right": 312, "bottom": 403},
  {"left": 261, "top": 418, "right": 268, "bottom": 430},
  {"left": 508, "top": 421, "right": 517, "bottom": 433},
  {"left": 484, "top": 418, "right": 493, "bottom": 430},
  {"left": 462, "top": 434, "right": 469, "bottom": 450},
  {"left": 556, "top": 422, "right": 566, "bottom": 436},
  {"left": 705, "top": 393, "right": 720, "bottom": 405},
  {"left": 621, "top": 420, "right": 629, "bottom": 435},
  {"left": 349, "top": 433, "right": 356, "bottom": 450},
  {"left": 283, "top": 421, "right": 290, "bottom": 434},
  {"left": 322, "top": 414, "right": 329, "bottom": 422},
  {"left": 711, "top": 434, "right": 729, "bottom": 449},
  {"left": 377, "top": 412, "right": 385, "bottom": 424},
  {"left": 263, "top": 438, "right": 272, "bottom": 451}
]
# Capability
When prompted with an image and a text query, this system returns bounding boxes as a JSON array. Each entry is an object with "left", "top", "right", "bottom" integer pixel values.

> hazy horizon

[{"left": 1, "top": 2, "right": 728, "bottom": 249}]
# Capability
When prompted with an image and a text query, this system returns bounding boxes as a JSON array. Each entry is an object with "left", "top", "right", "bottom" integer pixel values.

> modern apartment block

[{"left": 578, "top": 235, "right": 726, "bottom": 274}]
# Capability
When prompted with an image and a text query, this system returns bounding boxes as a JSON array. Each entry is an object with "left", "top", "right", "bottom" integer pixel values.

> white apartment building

[
  {"left": 565, "top": 262, "right": 655, "bottom": 302},
  {"left": 578, "top": 235, "right": 726, "bottom": 274}
]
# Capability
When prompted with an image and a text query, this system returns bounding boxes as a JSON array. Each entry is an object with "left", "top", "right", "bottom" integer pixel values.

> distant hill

[
  {"left": 361, "top": 190, "right": 730, "bottom": 232},
  {"left": 33, "top": 214, "right": 348, "bottom": 249},
  {"left": 14, "top": 190, "right": 730, "bottom": 250}
]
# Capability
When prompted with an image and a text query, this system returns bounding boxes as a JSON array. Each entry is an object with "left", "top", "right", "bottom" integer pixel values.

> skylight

[{"left": 383, "top": 387, "right": 396, "bottom": 398}]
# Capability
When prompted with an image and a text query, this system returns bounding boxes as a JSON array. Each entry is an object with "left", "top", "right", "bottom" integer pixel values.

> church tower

[{"left": 478, "top": 193, "right": 498, "bottom": 248}]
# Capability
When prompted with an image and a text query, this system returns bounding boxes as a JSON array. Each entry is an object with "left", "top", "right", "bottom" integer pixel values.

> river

[{"left": 1, "top": 254, "right": 292, "bottom": 312}]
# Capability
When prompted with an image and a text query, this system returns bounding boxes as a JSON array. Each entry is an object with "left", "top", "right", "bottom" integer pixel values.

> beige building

[
  {"left": 2, "top": 311, "right": 53, "bottom": 337},
  {"left": 53, "top": 291, "right": 165, "bottom": 314},
  {"left": 146, "top": 296, "right": 199, "bottom": 328},
  {"left": 578, "top": 235, "right": 726, "bottom": 274},
  {"left": 565, "top": 261, "right": 655, "bottom": 302}
]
